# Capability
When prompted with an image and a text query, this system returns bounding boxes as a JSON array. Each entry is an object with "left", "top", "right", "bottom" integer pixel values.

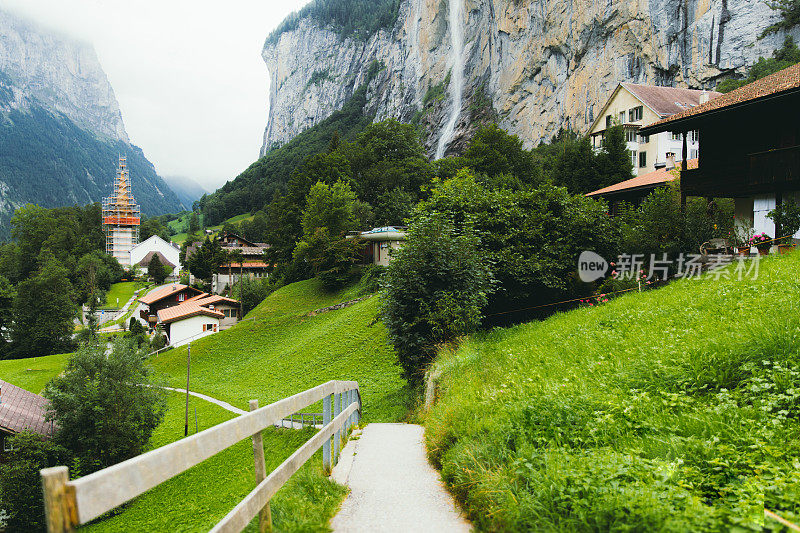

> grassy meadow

[
  {"left": 0, "top": 352, "right": 71, "bottom": 393},
  {"left": 426, "top": 253, "right": 800, "bottom": 531},
  {"left": 82, "top": 278, "right": 407, "bottom": 531},
  {"left": 101, "top": 281, "right": 150, "bottom": 310}
]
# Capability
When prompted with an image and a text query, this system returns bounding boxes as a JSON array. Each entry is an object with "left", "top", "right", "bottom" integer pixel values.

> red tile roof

[
  {"left": 138, "top": 284, "right": 201, "bottom": 305},
  {"left": 157, "top": 303, "right": 224, "bottom": 324},
  {"left": 0, "top": 380, "right": 54, "bottom": 437},
  {"left": 587, "top": 159, "right": 698, "bottom": 197},
  {"left": 644, "top": 63, "right": 800, "bottom": 131},
  {"left": 193, "top": 295, "right": 239, "bottom": 307},
  {"left": 622, "top": 83, "right": 721, "bottom": 118}
]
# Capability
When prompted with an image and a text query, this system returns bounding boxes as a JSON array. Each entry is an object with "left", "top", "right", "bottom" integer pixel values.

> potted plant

[
  {"left": 734, "top": 224, "right": 755, "bottom": 256},
  {"left": 767, "top": 199, "right": 800, "bottom": 254},
  {"left": 749, "top": 233, "right": 772, "bottom": 255}
]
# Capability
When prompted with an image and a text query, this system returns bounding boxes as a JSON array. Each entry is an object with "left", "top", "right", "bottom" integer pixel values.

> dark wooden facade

[{"left": 641, "top": 87, "right": 800, "bottom": 199}]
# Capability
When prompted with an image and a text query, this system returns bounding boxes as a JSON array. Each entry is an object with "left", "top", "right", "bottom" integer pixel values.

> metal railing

[{"left": 40, "top": 380, "right": 362, "bottom": 533}]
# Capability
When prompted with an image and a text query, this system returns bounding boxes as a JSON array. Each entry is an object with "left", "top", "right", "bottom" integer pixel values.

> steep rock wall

[{"left": 262, "top": 0, "right": 798, "bottom": 157}]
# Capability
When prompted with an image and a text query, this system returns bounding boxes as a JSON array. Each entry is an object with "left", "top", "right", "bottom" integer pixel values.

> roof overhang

[{"left": 640, "top": 86, "right": 800, "bottom": 135}]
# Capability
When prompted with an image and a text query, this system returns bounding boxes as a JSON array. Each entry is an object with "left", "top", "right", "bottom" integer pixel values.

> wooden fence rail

[{"left": 40, "top": 380, "right": 362, "bottom": 533}]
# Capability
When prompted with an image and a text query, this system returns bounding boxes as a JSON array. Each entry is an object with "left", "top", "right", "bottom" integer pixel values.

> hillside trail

[{"left": 330, "top": 423, "right": 471, "bottom": 532}]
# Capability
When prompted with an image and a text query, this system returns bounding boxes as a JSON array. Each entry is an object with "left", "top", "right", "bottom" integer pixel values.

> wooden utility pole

[{"left": 184, "top": 343, "right": 191, "bottom": 437}]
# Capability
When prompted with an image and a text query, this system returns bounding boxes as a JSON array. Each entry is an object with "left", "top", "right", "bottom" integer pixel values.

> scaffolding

[{"left": 103, "top": 156, "right": 140, "bottom": 267}]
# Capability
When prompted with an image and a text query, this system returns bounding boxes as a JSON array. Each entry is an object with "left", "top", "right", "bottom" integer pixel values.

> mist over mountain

[{"left": 0, "top": 9, "right": 183, "bottom": 238}]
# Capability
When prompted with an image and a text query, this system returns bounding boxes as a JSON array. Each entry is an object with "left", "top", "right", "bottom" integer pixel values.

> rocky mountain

[
  {"left": 262, "top": 0, "right": 800, "bottom": 158},
  {"left": 0, "top": 9, "right": 183, "bottom": 237}
]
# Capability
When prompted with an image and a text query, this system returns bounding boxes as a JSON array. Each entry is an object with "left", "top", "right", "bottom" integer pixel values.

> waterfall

[{"left": 435, "top": 0, "right": 465, "bottom": 159}]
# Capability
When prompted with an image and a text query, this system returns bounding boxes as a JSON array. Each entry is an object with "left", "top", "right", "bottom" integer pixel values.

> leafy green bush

[
  {"left": 380, "top": 213, "right": 493, "bottom": 383},
  {"left": 768, "top": 197, "right": 800, "bottom": 244},
  {"left": 44, "top": 340, "right": 166, "bottom": 473},
  {"left": 234, "top": 276, "right": 275, "bottom": 317},
  {"left": 358, "top": 263, "right": 386, "bottom": 294},
  {"left": 416, "top": 171, "right": 618, "bottom": 323},
  {"left": 0, "top": 433, "right": 69, "bottom": 533}
]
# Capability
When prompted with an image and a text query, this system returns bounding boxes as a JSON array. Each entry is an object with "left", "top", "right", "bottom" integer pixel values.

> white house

[
  {"left": 130, "top": 235, "right": 181, "bottom": 277},
  {"left": 155, "top": 293, "right": 241, "bottom": 347},
  {"left": 589, "top": 83, "right": 721, "bottom": 176}
]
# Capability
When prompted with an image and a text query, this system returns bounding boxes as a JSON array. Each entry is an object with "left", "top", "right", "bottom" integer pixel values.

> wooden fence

[{"left": 40, "top": 380, "right": 362, "bottom": 533}]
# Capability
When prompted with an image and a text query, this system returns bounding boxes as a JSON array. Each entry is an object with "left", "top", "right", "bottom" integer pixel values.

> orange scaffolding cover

[{"left": 103, "top": 216, "right": 141, "bottom": 226}]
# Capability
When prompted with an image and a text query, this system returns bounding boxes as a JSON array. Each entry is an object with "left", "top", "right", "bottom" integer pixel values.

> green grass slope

[
  {"left": 87, "top": 278, "right": 408, "bottom": 531},
  {"left": 151, "top": 278, "right": 410, "bottom": 422},
  {"left": 86, "top": 392, "right": 346, "bottom": 533},
  {"left": 427, "top": 254, "right": 800, "bottom": 531},
  {"left": 0, "top": 353, "right": 71, "bottom": 393}
]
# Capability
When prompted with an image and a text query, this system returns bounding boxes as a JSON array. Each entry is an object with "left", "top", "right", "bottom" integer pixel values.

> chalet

[
  {"left": 0, "top": 380, "right": 54, "bottom": 455},
  {"left": 589, "top": 83, "right": 720, "bottom": 175},
  {"left": 213, "top": 232, "right": 270, "bottom": 294},
  {"left": 587, "top": 159, "right": 698, "bottom": 215},
  {"left": 639, "top": 63, "right": 800, "bottom": 242},
  {"left": 156, "top": 293, "right": 241, "bottom": 347},
  {"left": 352, "top": 227, "right": 408, "bottom": 266},
  {"left": 130, "top": 235, "right": 181, "bottom": 278},
  {"left": 138, "top": 283, "right": 204, "bottom": 327}
]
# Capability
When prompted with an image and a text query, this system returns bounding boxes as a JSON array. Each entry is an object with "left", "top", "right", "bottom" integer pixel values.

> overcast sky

[{"left": 0, "top": 0, "right": 311, "bottom": 190}]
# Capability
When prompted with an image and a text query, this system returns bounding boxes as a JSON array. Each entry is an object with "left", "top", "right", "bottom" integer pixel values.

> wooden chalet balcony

[{"left": 682, "top": 145, "right": 800, "bottom": 197}]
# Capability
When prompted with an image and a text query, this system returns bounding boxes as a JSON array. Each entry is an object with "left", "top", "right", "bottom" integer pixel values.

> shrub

[
  {"left": 380, "top": 213, "right": 493, "bottom": 383},
  {"left": 415, "top": 171, "right": 618, "bottom": 323},
  {"left": 358, "top": 263, "right": 386, "bottom": 294},
  {"left": 235, "top": 276, "right": 275, "bottom": 316},
  {"left": 0, "top": 433, "right": 69, "bottom": 533},
  {"left": 43, "top": 339, "right": 166, "bottom": 473},
  {"left": 768, "top": 198, "right": 800, "bottom": 244}
]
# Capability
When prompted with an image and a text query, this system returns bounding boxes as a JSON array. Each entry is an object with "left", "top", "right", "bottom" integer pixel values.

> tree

[
  {"left": 415, "top": 171, "right": 619, "bottom": 323},
  {"left": 0, "top": 275, "right": 16, "bottom": 357},
  {"left": 139, "top": 217, "right": 170, "bottom": 242},
  {"left": 11, "top": 253, "right": 76, "bottom": 358},
  {"left": 148, "top": 254, "right": 169, "bottom": 284},
  {"left": 43, "top": 340, "right": 166, "bottom": 473},
  {"left": 595, "top": 124, "right": 635, "bottom": 189},
  {"left": 464, "top": 123, "right": 538, "bottom": 184},
  {"left": 189, "top": 211, "right": 201, "bottom": 234},
  {"left": 187, "top": 238, "right": 224, "bottom": 285},
  {"left": 0, "top": 433, "right": 69, "bottom": 533},
  {"left": 381, "top": 213, "right": 493, "bottom": 383}
]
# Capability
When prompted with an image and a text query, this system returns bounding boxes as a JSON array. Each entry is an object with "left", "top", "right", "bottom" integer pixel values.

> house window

[
  {"left": 625, "top": 129, "right": 638, "bottom": 142},
  {"left": 629, "top": 106, "right": 643, "bottom": 122},
  {"left": 605, "top": 115, "right": 612, "bottom": 128},
  {"left": 690, "top": 130, "right": 699, "bottom": 142},
  {"left": 639, "top": 151, "right": 647, "bottom": 168},
  {"left": 690, "top": 149, "right": 698, "bottom": 159},
  {"left": 3, "top": 434, "right": 14, "bottom": 452},
  {"left": 178, "top": 293, "right": 185, "bottom": 302},
  {"left": 202, "top": 324, "right": 217, "bottom": 333},
  {"left": 639, "top": 134, "right": 650, "bottom": 144},
  {"left": 619, "top": 111, "right": 626, "bottom": 124},
  {"left": 630, "top": 150, "right": 637, "bottom": 167}
]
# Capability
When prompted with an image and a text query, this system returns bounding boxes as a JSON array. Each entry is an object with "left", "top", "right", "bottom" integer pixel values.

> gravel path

[{"left": 330, "top": 423, "right": 471, "bottom": 532}]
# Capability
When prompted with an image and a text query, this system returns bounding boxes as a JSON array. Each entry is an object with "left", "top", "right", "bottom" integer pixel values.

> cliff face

[
  {"left": 262, "top": 0, "right": 799, "bottom": 157},
  {"left": 0, "top": 9, "right": 184, "bottom": 236},
  {"left": 0, "top": 9, "right": 128, "bottom": 142}
]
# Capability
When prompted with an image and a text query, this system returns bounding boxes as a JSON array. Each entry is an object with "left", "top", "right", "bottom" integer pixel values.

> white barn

[{"left": 130, "top": 235, "right": 181, "bottom": 277}]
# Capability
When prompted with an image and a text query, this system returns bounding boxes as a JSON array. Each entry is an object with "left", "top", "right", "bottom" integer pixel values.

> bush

[
  {"left": 43, "top": 339, "right": 166, "bottom": 473},
  {"left": 0, "top": 433, "right": 69, "bottom": 533},
  {"left": 234, "top": 276, "right": 275, "bottom": 317},
  {"left": 415, "top": 171, "right": 618, "bottom": 323},
  {"left": 768, "top": 198, "right": 800, "bottom": 244},
  {"left": 150, "top": 333, "right": 168, "bottom": 351},
  {"left": 380, "top": 213, "right": 493, "bottom": 383},
  {"left": 358, "top": 263, "right": 386, "bottom": 294}
]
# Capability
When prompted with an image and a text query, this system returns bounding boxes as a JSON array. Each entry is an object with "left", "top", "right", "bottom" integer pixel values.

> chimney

[
  {"left": 665, "top": 153, "right": 676, "bottom": 170},
  {"left": 654, "top": 162, "right": 667, "bottom": 170},
  {"left": 699, "top": 90, "right": 709, "bottom": 104}
]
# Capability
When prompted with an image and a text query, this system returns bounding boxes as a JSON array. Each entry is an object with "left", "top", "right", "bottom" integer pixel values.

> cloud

[{"left": 0, "top": 0, "right": 312, "bottom": 190}]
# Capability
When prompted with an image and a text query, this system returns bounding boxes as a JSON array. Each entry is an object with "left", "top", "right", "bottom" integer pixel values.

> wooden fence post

[
  {"left": 323, "top": 394, "right": 332, "bottom": 474},
  {"left": 41, "top": 466, "right": 75, "bottom": 533},
  {"left": 333, "top": 392, "right": 341, "bottom": 465},
  {"left": 249, "top": 400, "right": 272, "bottom": 533}
]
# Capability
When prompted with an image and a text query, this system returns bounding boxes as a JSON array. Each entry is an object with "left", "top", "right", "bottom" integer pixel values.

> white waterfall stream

[{"left": 435, "top": 0, "right": 465, "bottom": 159}]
